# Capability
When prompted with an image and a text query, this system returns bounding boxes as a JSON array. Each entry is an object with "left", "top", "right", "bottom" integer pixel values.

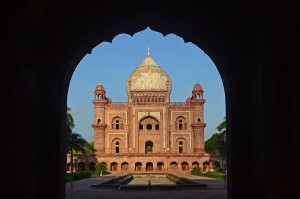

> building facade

[{"left": 67, "top": 49, "right": 222, "bottom": 173}]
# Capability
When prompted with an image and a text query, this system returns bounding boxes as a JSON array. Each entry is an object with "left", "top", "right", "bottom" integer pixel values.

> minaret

[
  {"left": 191, "top": 83, "right": 206, "bottom": 154},
  {"left": 92, "top": 83, "right": 107, "bottom": 155}
]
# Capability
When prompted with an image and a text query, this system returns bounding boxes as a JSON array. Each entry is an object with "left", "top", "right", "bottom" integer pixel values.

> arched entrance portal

[
  {"left": 181, "top": 162, "right": 189, "bottom": 171},
  {"left": 157, "top": 162, "right": 164, "bottom": 171},
  {"left": 111, "top": 162, "right": 118, "bottom": 171},
  {"left": 203, "top": 161, "right": 210, "bottom": 172},
  {"left": 146, "top": 162, "right": 153, "bottom": 171},
  {"left": 121, "top": 162, "right": 129, "bottom": 171},
  {"left": 192, "top": 161, "right": 200, "bottom": 168},
  {"left": 170, "top": 162, "right": 178, "bottom": 171},
  {"left": 135, "top": 162, "right": 142, "bottom": 171},
  {"left": 145, "top": 141, "right": 153, "bottom": 153},
  {"left": 89, "top": 162, "right": 96, "bottom": 172},
  {"left": 77, "top": 162, "right": 85, "bottom": 171}
]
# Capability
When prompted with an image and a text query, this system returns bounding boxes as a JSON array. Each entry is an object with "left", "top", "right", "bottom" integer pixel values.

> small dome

[
  {"left": 95, "top": 83, "right": 105, "bottom": 92},
  {"left": 126, "top": 48, "right": 172, "bottom": 95},
  {"left": 186, "top": 97, "right": 191, "bottom": 103},
  {"left": 193, "top": 83, "right": 203, "bottom": 92}
]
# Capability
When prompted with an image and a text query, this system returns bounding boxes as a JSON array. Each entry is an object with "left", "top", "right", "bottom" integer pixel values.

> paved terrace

[{"left": 66, "top": 173, "right": 227, "bottom": 199}]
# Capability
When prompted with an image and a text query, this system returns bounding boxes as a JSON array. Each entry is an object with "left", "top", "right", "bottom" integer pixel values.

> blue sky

[{"left": 67, "top": 27, "right": 225, "bottom": 142}]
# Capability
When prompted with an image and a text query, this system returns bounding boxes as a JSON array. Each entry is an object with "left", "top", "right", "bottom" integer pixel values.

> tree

[
  {"left": 217, "top": 117, "right": 227, "bottom": 158},
  {"left": 67, "top": 132, "right": 87, "bottom": 154},
  {"left": 66, "top": 107, "right": 87, "bottom": 188},
  {"left": 67, "top": 107, "right": 75, "bottom": 134},
  {"left": 204, "top": 117, "right": 227, "bottom": 157},
  {"left": 216, "top": 116, "right": 226, "bottom": 133},
  {"left": 205, "top": 133, "right": 222, "bottom": 155},
  {"left": 82, "top": 141, "right": 94, "bottom": 154},
  {"left": 191, "top": 166, "right": 202, "bottom": 176},
  {"left": 66, "top": 107, "right": 87, "bottom": 154},
  {"left": 96, "top": 162, "right": 108, "bottom": 175}
]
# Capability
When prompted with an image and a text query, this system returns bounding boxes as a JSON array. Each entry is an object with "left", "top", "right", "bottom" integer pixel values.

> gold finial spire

[{"left": 147, "top": 47, "right": 150, "bottom": 57}]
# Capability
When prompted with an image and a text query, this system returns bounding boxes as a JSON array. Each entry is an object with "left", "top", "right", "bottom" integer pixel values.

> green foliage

[
  {"left": 66, "top": 172, "right": 92, "bottom": 182},
  {"left": 96, "top": 163, "right": 108, "bottom": 175},
  {"left": 204, "top": 116, "right": 227, "bottom": 157},
  {"left": 146, "top": 145, "right": 152, "bottom": 152},
  {"left": 66, "top": 107, "right": 88, "bottom": 154},
  {"left": 66, "top": 173, "right": 72, "bottom": 182},
  {"left": 216, "top": 116, "right": 226, "bottom": 132},
  {"left": 67, "top": 107, "right": 75, "bottom": 132},
  {"left": 68, "top": 131, "right": 87, "bottom": 154},
  {"left": 83, "top": 141, "right": 94, "bottom": 154},
  {"left": 205, "top": 133, "right": 222, "bottom": 154},
  {"left": 190, "top": 167, "right": 225, "bottom": 180},
  {"left": 201, "top": 171, "right": 225, "bottom": 180},
  {"left": 191, "top": 166, "right": 202, "bottom": 176}
]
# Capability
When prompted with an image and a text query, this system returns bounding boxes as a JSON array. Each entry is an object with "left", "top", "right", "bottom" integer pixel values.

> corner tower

[
  {"left": 190, "top": 83, "right": 206, "bottom": 153},
  {"left": 92, "top": 83, "right": 108, "bottom": 155}
]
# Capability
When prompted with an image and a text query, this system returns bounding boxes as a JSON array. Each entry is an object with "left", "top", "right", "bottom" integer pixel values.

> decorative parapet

[
  {"left": 170, "top": 102, "right": 189, "bottom": 107},
  {"left": 106, "top": 102, "right": 129, "bottom": 107},
  {"left": 95, "top": 153, "right": 203, "bottom": 158}
]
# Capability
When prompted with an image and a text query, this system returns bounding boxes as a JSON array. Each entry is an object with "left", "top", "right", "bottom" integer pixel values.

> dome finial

[{"left": 147, "top": 47, "right": 150, "bottom": 57}]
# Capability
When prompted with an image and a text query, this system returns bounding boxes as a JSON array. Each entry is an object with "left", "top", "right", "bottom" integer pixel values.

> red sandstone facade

[{"left": 67, "top": 50, "right": 222, "bottom": 173}]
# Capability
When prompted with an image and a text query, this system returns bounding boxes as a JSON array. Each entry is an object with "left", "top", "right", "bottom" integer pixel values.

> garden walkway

[{"left": 66, "top": 173, "right": 227, "bottom": 199}]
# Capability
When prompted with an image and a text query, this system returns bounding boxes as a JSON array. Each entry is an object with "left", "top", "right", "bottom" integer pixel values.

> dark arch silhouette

[{"left": 2, "top": 2, "right": 299, "bottom": 199}]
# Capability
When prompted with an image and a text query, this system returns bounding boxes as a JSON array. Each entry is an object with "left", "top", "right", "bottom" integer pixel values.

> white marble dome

[{"left": 126, "top": 49, "right": 172, "bottom": 95}]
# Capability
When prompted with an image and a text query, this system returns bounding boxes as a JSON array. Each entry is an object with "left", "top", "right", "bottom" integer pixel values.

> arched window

[
  {"left": 139, "top": 116, "right": 159, "bottom": 132},
  {"left": 97, "top": 118, "right": 101, "bottom": 124},
  {"left": 145, "top": 141, "right": 153, "bottom": 153},
  {"left": 157, "top": 162, "right": 164, "bottom": 171},
  {"left": 197, "top": 118, "right": 201, "bottom": 123},
  {"left": 139, "top": 124, "right": 143, "bottom": 130},
  {"left": 177, "top": 138, "right": 186, "bottom": 154},
  {"left": 179, "top": 141, "right": 183, "bottom": 153},
  {"left": 179, "top": 120, "right": 183, "bottom": 130},
  {"left": 135, "top": 162, "right": 142, "bottom": 171},
  {"left": 192, "top": 161, "right": 200, "bottom": 168},
  {"left": 181, "top": 162, "right": 188, "bottom": 171},
  {"left": 116, "top": 120, "right": 120, "bottom": 129},
  {"left": 175, "top": 116, "right": 187, "bottom": 130},
  {"left": 112, "top": 139, "right": 121, "bottom": 154},
  {"left": 115, "top": 141, "right": 120, "bottom": 153},
  {"left": 146, "top": 124, "right": 152, "bottom": 131},
  {"left": 203, "top": 161, "right": 210, "bottom": 171},
  {"left": 121, "top": 162, "right": 129, "bottom": 171},
  {"left": 170, "top": 162, "right": 178, "bottom": 170},
  {"left": 112, "top": 117, "right": 123, "bottom": 130},
  {"left": 146, "top": 162, "right": 153, "bottom": 171},
  {"left": 111, "top": 162, "right": 118, "bottom": 171}
]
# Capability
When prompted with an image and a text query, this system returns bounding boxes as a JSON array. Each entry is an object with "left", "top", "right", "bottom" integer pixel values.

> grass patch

[{"left": 201, "top": 171, "right": 225, "bottom": 180}]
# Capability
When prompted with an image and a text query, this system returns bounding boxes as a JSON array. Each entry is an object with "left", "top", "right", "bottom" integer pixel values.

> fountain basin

[{"left": 91, "top": 173, "right": 207, "bottom": 191}]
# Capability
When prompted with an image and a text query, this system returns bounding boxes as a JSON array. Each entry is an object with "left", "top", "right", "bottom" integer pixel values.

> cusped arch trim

[{"left": 139, "top": 115, "right": 160, "bottom": 123}]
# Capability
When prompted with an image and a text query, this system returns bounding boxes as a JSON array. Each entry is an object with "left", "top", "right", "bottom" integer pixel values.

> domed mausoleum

[{"left": 67, "top": 49, "right": 222, "bottom": 173}]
